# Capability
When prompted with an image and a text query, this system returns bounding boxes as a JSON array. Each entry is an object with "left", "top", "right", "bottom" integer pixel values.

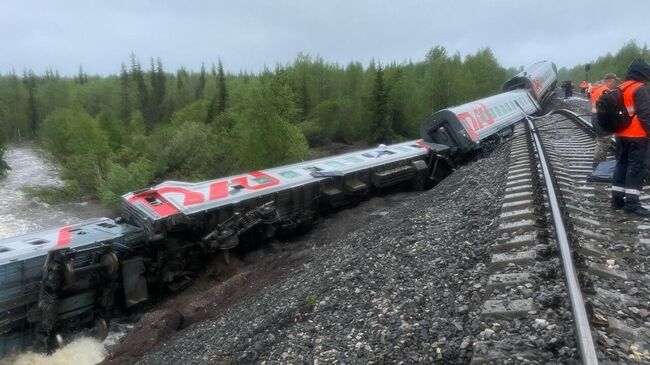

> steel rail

[
  {"left": 551, "top": 109, "right": 596, "bottom": 137},
  {"left": 524, "top": 112, "right": 599, "bottom": 365}
]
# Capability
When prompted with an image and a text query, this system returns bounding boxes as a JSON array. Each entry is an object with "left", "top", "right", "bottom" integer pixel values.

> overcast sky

[{"left": 1, "top": 0, "right": 649, "bottom": 76}]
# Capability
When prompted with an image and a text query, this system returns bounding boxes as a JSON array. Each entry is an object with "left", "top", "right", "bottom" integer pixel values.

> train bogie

[{"left": 0, "top": 218, "right": 144, "bottom": 355}]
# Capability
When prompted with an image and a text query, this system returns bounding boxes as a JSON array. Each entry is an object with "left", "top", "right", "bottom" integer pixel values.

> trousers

[
  {"left": 591, "top": 115, "right": 612, "bottom": 167},
  {"left": 612, "top": 137, "right": 649, "bottom": 209}
]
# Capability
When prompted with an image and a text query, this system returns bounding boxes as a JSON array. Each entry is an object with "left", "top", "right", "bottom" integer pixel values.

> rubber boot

[
  {"left": 611, "top": 191, "right": 624, "bottom": 210},
  {"left": 623, "top": 194, "right": 650, "bottom": 216}
]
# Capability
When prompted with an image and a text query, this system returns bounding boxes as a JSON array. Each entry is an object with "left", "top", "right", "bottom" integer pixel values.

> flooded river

[
  {"left": 0, "top": 144, "right": 112, "bottom": 239},
  {"left": 0, "top": 144, "right": 118, "bottom": 365}
]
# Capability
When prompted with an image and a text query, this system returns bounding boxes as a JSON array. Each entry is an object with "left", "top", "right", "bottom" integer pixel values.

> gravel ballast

[{"left": 136, "top": 143, "right": 512, "bottom": 365}]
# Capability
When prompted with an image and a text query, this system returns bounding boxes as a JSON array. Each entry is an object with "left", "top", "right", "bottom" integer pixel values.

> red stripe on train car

[
  {"left": 456, "top": 112, "right": 480, "bottom": 142},
  {"left": 156, "top": 187, "right": 205, "bottom": 205},
  {"left": 56, "top": 226, "right": 73, "bottom": 247},
  {"left": 128, "top": 192, "right": 182, "bottom": 218}
]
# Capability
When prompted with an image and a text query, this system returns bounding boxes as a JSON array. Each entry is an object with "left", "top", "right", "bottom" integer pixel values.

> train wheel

[
  {"left": 92, "top": 317, "right": 109, "bottom": 341},
  {"left": 101, "top": 251, "right": 120, "bottom": 276}
]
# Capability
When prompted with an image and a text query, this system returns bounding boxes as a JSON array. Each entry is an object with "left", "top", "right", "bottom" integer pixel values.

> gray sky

[{"left": 1, "top": 0, "right": 649, "bottom": 75}]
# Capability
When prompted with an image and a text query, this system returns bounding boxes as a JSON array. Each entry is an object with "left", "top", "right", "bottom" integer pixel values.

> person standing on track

[
  {"left": 563, "top": 81, "right": 573, "bottom": 99},
  {"left": 580, "top": 80, "right": 588, "bottom": 94},
  {"left": 590, "top": 73, "right": 620, "bottom": 167},
  {"left": 612, "top": 58, "right": 650, "bottom": 216}
]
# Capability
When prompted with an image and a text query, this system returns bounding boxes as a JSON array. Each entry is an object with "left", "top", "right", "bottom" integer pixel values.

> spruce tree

[
  {"left": 130, "top": 53, "right": 150, "bottom": 123},
  {"left": 119, "top": 63, "right": 131, "bottom": 123},
  {"left": 196, "top": 62, "right": 206, "bottom": 99},
  {"left": 370, "top": 65, "right": 393, "bottom": 143},
  {"left": 217, "top": 60, "right": 228, "bottom": 114},
  {"left": 22, "top": 70, "right": 38, "bottom": 137},
  {"left": 153, "top": 58, "right": 166, "bottom": 121}
]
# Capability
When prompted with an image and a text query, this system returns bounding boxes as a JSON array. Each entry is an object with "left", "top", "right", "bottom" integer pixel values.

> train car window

[
  {"left": 252, "top": 176, "right": 272, "bottom": 184},
  {"left": 25, "top": 239, "right": 48, "bottom": 245},
  {"left": 0, "top": 247, "right": 10, "bottom": 253},
  {"left": 145, "top": 195, "right": 164, "bottom": 206},
  {"left": 345, "top": 157, "right": 363, "bottom": 163},
  {"left": 69, "top": 228, "right": 87, "bottom": 235},
  {"left": 325, "top": 161, "right": 344, "bottom": 168},
  {"left": 499, "top": 105, "right": 507, "bottom": 114},
  {"left": 280, "top": 170, "right": 300, "bottom": 178},
  {"left": 505, "top": 103, "right": 512, "bottom": 112},
  {"left": 489, "top": 108, "right": 496, "bottom": 118},
  {"left": 395, "top": 146, "right": 410, "bottom": 152},
  {"left": 98, "top": 222, "right": 118, "bottom": 229}
]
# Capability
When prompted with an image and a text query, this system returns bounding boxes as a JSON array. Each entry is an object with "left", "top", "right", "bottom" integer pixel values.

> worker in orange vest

[
  {"left": 580, "top": 80, "right": 588, "bottom": 94},
  {"left": 590, "top": 73, "right": 620, "bottom": 167},
  {"left": 612, "top": 59, "right": 650, "bottom": 216}
]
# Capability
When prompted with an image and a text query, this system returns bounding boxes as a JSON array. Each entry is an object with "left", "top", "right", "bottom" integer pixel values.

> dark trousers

[{"left": 612, "top": 137, "right": 649, "bottom": 209}]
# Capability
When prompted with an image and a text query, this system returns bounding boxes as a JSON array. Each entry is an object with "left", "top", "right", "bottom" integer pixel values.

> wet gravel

[{"left": 136, "top": 143, "right": 512, "bottom": 365}]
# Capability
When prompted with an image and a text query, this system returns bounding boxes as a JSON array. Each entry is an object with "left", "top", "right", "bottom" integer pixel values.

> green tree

[
  {"left": 233, "top": 77, "right": 309, "bottom": 168},
  {"left": 369, "top": 65, "right": 393, "bottom": 143},
  {"left": 39, "top": 108, "right": 111, "bottom": 194},
  {"left": 217, "top": 60, "right": 228, "bottom": 114},
  {"left": 96, "top": 108, "right": 123, "bottom": 148},
  {"left": 22, "top": 70, "right": 39, "bottom": 137},
  {"left": 98, "top": 159, "right": 154, "bottom": 209},
  {"left": 119, "top": 63, "right": 132, "bottom": 122},
  {"left": 196, "top": 62, "right": 207, "bottom": 99}
]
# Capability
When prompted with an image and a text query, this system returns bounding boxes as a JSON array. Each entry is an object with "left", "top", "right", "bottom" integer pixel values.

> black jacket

[{"left": 626, "top": 59, "right": 650, "bottom": 135}]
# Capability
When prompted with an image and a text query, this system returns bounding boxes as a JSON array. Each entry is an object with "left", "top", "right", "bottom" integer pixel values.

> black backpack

[{"left": 595, "top": 83, "right": 636, "bottom": 133}]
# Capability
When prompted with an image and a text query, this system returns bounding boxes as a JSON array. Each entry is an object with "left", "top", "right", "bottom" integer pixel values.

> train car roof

[
  {"left": 0, "top": 218, "right": 141, "bottom": 265},
  {"left": 122, "top": 140, "right": 431, "bottom": 222}
]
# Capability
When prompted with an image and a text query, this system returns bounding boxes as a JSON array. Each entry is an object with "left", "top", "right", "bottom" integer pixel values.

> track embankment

[{"left": 129, "top": 142, "right": 511, "bottom": 365}]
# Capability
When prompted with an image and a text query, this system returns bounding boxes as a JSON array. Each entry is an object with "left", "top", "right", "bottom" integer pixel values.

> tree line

[
  {"left": 0, "top": 47, "right": 513, "bottom": 208},
  {"left": 557, "top": 41, "right": 650, "bottom": 86}
]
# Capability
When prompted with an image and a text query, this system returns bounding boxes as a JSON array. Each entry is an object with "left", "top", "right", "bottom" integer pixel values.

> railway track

[{"left": 474, "top": 110, "right": 650, "bottom": 364}]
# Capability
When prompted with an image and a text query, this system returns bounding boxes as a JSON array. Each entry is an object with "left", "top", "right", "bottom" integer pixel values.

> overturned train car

[
  {"left": 0, "top": 62, "right": 556, "bottom": 357},
  {"left": 503, "top": 60, "right": 557, "bottom": 104}
]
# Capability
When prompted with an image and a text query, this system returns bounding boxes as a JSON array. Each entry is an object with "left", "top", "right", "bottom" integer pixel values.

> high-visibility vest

[
  {"left": 590, "top": 84, "right": 609, "bottom": 113},
  {"left": 617, "top": 80, "right": 646, "bottom": 138},
  {"left": 581, "top": 81, "right": 588, "bottom": 89}
]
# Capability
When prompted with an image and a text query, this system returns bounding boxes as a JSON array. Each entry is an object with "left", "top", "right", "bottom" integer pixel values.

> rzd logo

[{"left": 457, "top": 102, "right": 495, "bottom": 142}]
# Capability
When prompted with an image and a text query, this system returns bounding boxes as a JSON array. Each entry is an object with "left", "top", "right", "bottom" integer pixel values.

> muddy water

[
  {"left": 0, "top": 144, "right": 113, "bottom": 239},
  {"left": 0, "top": 144, "right": 116, "bottom": 365}
]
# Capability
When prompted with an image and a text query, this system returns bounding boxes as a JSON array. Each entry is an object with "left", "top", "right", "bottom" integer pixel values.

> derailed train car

[
  {"left": 503, "top": 60, "right": 557, "bottom": 104},
  {"left": 0, "top": 219, "right": 144, "bottom": 354},
  {"left": 420, "top": 89, "right": 541, "bottom": 159},
  {"left": 0, "top": 61, "right": 556, "bottom": 357}
]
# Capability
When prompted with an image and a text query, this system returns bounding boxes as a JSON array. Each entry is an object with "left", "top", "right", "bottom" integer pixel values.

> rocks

[
  {"left": 135, "top": 142, "right": 512, "bottom": 365},
  {"left": 101, "top": 309, "right": 184, "bottom": 365}
]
